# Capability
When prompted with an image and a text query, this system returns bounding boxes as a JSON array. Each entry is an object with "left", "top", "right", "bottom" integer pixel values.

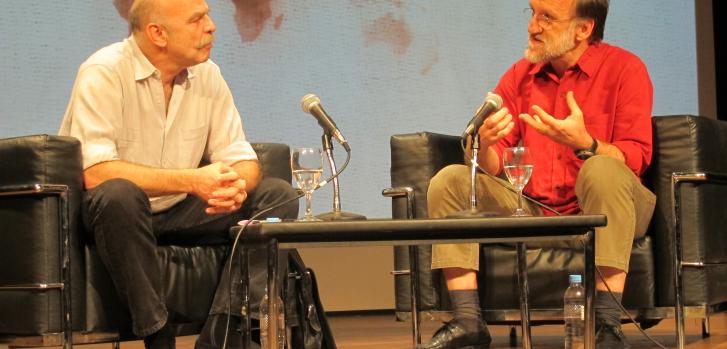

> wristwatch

[{"left": 574, "top": 137, "right": 598, "bottom": 160}]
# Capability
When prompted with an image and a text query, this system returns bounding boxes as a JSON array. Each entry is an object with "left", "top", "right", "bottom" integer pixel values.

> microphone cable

[
  {"left": 221, "top": 146, "right": 352, "bottom": 349},
  {"left": 460, "top": 137, "right": 667, "bottom": 348},
  {"left": 593, "top": 259, "right": 668, "bottom": 349}
]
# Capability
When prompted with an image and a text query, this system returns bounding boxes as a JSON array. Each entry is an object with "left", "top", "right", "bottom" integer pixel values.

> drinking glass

[
  {"left": 502, "top": 147, "right": 534, "bottom": 216},
  {"left": 291, "top": 147, "right": 324, "bottom": 221}
]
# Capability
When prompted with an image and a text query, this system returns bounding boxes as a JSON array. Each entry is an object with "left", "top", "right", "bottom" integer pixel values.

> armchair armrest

[
  {"left": 0, "top": 183, "right": 69, "bottom": 196},
  {"left": 387, "top": 132, "right": 463, "bottom": 316},
  {"left": 0, "top": 135, "right": 84, "bottom": 335},
  {"left": 649, "top": 115, "right": 727, "bottom": 307},
  {"left": 382, "top": 186, "right": 415, "bottom": 220},
  {"left": 0, "top": 183, "right": 72, "bottom": 344},
  {"left": 671, "top": 171, "right": 727, "bottom": 265},
  {"left": 390, "top": 132, "right": 463, "bottom": 219}
]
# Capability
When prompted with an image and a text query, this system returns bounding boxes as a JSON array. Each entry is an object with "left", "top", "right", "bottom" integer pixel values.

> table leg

[
  {"left": 241, "top": 244, "right": 252, "bottom": 349},
  {"left": 266, "top": 239, "right": 282, "bottom": 349},
  {"left": 409, "top": 245, "right": 421, "bottom": 345},
  {"left": 516, "top": 242, "right": 532, "bottom": 349},
  {"left": 584, "top": 230, "right": 596, "bottom": 349}
]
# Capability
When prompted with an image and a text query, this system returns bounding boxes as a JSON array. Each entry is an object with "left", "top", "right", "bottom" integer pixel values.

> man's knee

[
  {"left": 82, "top": 179, "right": 151, "bottom": 238},
  {"left": 85, "top": 178, "right": 150, "bottom": 214},
  {"left": 575, "top": 156, "right": 632, "bottom": 197},
  {"left": 428, "top": 164, "right": 469, "bottom": 197},
  {"left": 254, "top": 177, "right": 298, "bottom": 199},
  {"left": 248, "top": 177, "right": 299, "bottom": 218}
]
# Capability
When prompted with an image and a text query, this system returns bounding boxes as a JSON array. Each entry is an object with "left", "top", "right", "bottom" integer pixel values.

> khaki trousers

[{"left": 429, "top": 155, "right": 656, "bottom": 272}]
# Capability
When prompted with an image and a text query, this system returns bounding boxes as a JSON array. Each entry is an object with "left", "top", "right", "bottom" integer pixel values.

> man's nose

[
  {"left": 527, "top": 15, "right": 541, "bottom": 35},
  {"left": 205, "top": 15, "right": 216, "bottom": 33}
]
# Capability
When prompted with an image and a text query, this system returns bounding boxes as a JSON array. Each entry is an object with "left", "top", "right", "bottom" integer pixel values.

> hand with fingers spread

[{"left": 518, "top": 91, "right": 594, "bottom": 150}]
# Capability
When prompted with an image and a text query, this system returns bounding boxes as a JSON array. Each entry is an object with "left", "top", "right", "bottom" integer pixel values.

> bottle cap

[{"left": 569, "top": 274, "right": 582, "bottom": 283}]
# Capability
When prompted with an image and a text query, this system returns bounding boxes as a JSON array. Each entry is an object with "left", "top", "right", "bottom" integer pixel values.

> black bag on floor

[{"left": 285, "top": 250, "right": 337, "bottom": 349}]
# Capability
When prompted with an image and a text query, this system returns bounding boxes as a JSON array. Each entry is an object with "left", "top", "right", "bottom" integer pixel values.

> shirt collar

[
  {"left": 527, "top": 42, "right": 601, "bottom": 78},
  {"left": 128, "top": 36, "right": 197, "bottom": 83},
  {"left": 574, "top": 42, "right": 601, "bottom": 77}
]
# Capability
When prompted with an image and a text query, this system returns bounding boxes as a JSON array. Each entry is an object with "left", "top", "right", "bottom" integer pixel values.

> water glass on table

[
  {"left": 291, "top": 147, "right": 324, "bottom": 221},
  {"left": 502, "top": 146, "right": 533, "bottom": 216}
]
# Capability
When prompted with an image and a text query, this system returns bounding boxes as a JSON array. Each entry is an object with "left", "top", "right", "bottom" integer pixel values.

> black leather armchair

[
  {"left": 0, "top": 135, "right": 293, "bottom": 347},
  {"left": 388, "top": 115, "right": 727, "bottom": 346}
]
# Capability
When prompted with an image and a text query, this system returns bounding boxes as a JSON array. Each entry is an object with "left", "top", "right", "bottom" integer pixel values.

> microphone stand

[
  {"left": 316, "top": 133, "right": 367, "bottom": 221},
  {"left": 447, "top": 133, "right": 498, "bottom": 218}
]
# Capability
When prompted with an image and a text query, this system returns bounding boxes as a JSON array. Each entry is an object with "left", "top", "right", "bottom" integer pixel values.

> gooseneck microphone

[
  {"left": 461, "top": 93, "right": 504, "bottom": 139},
  {"left": 447, "top": 92, "right": 503, "bottom": 219},
  {"left": 300, "top": 94, "right": 350, "bottom": 151}
]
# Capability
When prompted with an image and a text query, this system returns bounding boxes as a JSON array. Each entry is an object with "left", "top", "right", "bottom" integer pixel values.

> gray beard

[{"left": 524, "top": 24, "right": 577, "bottom": 63}]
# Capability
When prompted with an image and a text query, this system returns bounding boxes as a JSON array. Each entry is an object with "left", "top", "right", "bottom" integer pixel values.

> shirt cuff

[
  {"left": 82, "top": 142, "right": 119, "bottom": 170},
  {"left": 210, "top": 140, "right": 257, "bottom": 165}
]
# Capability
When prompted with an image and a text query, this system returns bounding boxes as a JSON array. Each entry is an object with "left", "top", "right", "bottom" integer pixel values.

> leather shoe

[
  {"left": 595, "top": 322, "right": 630, "bottom": 349},
  {"left": 417, "top": 319, "right": 491, "bottom": 349}
]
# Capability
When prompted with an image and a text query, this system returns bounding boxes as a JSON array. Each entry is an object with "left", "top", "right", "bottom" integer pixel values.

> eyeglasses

[{"left": 523, "top": 7, "right": 576, "bottom": 29}]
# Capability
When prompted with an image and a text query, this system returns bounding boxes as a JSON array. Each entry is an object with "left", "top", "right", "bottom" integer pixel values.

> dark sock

[
  {"left": 450, "top": 289, "right": 484, "bottom": 331},
  {"left": 595, "top": 290, "right": 623, "bottom": 328}
]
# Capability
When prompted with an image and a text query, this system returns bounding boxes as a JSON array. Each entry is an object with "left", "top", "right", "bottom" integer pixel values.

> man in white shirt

[{"left": 59, "top": 0, "right": 298, "bottom": 348}]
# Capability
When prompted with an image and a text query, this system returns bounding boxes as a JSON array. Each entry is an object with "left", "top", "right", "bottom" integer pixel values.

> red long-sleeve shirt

[{"left": 492, "top": 42, "right": 653, "bottom": 215}]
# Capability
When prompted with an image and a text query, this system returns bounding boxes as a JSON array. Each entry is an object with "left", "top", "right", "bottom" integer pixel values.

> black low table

[{"left": 232, "top": 215, "right": 606, "bottom": 349}]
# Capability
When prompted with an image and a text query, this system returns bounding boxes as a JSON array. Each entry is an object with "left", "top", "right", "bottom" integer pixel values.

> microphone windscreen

[
  {"left": 486, "top": 93, "right": 503, "bottom": 109},
  {"left": 300, "top": 94, "right": 321, "bottom": 113}
]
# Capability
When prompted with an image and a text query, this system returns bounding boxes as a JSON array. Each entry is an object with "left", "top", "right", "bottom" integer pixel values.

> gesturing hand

[{"left": 518, "top": 91, "right": 593, "bottom": 150}]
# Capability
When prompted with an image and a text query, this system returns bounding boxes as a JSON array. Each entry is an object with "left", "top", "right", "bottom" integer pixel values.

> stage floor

[{"left": 7, "top": 312, "right": 726, "bottom": 348}]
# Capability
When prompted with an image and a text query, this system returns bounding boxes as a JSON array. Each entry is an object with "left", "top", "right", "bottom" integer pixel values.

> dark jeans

[{"left": 82, "top": 177, "right": 299, "bottom": 337}]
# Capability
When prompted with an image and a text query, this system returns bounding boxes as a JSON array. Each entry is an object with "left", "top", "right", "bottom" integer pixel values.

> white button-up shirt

[{"left": 59, "top": 36, "right": 257, "bottom": 212}]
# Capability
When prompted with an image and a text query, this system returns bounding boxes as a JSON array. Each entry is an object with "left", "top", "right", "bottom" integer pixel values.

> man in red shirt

[{"left": 421, "top": 0, "right": 655, "bottom": 348}]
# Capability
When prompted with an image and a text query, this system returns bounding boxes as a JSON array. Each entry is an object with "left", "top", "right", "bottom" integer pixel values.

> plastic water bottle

[
  {"left": 259, "top": 292, "right": 285, "bottom": 349},
  {"left": 564, "top": 274, "right": 585, "bottom": 349}
]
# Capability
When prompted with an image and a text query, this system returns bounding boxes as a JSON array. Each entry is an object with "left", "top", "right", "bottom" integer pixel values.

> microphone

[
  {"left": 300, "top": 94, "right": 350, "bottom": 151},
  {"left": 461, "top": 93, "right": 504, "bottom": 139}
]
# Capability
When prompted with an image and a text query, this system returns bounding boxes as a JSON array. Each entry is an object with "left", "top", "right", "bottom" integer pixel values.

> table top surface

[{"left": 232, "top": 215, "right": 606, "bottom": 247}]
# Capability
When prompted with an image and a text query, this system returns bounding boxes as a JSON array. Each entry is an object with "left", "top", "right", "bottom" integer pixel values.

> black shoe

[
  {"left": 143, "top": 322, "right": 175, "bottom": 349},
  {"left": 595, "top": 322, "right": 630, "bottom": 349},
  {"left": 417, "top": 319, "right": 491, "bottom": 349}
]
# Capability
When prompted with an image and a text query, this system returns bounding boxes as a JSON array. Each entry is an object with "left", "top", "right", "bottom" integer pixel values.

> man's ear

[
  {"left": 575, "top": 18, "right": 595, "bottom": 42},
  {"left": 146, "top": 22, "right": 168, "bottom": 48}
]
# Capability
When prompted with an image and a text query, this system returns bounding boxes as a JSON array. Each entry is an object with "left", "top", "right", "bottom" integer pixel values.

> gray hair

[{"left": 128, "top": 0, "right": 161, "bottom": 33}]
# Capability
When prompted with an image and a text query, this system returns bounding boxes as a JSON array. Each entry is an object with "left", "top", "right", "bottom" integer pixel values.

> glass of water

[
  {"left": 503, "top": 147, "right": 534, "bottom": 216},
  {"left": 291, "top": 147, "right": 324, "bottom": 221}
]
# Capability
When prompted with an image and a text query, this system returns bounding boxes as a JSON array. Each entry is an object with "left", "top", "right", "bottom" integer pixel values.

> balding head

[{"left": 128, "top": 0, "right": 163, "bottom": 33}]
